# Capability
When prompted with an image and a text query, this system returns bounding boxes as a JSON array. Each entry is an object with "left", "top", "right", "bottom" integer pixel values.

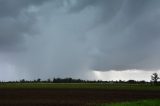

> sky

[{"left": 0, "top": 0, "right": 160, "bottom": 81}]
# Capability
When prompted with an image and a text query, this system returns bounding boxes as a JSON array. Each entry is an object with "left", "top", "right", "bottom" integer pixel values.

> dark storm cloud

[
  {"left": 87, "top": 0, "right": 160, "bottom": 71},
  {"left": 62, "top": 0, "right": 160, "bottom": 71},
  {"left": 67, "top": 0, "right": 97, "bottom": 12},
  {"left": 68, "top": 0, "right": 124, "bottom": 24},
  {"left": 1, "top": 0, "right": 160, "bottom": 80},
  {"left": 0, "top": 0, "right": 49, "bottom": 51},
  {"left": 0, "top": 0, "right": 47, "bottom": 17}
]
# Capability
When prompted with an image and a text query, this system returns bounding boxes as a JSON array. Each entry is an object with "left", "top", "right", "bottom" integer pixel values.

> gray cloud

[
  {"left": 0, "top": 0, "right": 160, "bottom": 80},
  {"left": 88, "top": 0, "right": 160, "bottom": 71},
  {"left": 0, "top": 0, "right": 49, "bottom": 51},
  {"left": 0, "top": 0, "right": 47, "bottom": 17}
]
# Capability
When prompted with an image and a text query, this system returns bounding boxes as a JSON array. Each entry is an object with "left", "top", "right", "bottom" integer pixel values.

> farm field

[
  {"left": 0, "top": 83, "right": 160, "bottom": 106},
  {"left": 99, "top": 99, "right": 160, "bottom": 106},
  {"left": 0, "top": 83, "right": 160, "bottom": 90}
]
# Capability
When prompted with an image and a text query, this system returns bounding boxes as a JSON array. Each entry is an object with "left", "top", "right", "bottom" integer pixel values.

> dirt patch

[{"left": 0, "top": 89, "right": 160, "bottom": 106}]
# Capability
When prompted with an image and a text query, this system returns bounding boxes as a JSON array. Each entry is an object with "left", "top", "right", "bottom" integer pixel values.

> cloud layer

[{"left": 0, "top": 0, "right": 160, "bottom": 80}]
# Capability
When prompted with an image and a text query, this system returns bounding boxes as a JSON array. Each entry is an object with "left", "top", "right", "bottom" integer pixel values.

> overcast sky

[{"left": 0, "top": 0, "right": 160, "bottom": 81}]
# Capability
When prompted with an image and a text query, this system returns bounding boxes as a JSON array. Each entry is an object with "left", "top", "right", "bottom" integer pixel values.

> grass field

[
  {"left": 99, "top": 99, "right": 160, "bottom": 106},
  {"left": 0, "top": 83, "right": 160, "bottom": 90}
]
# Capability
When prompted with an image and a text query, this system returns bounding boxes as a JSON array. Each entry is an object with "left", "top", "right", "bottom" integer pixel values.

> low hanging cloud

[
  {"left": 0, "top": 0, "right": 48, "bottom": 51},
  {"left": 0, "top": 0, "right": 160, "bottom": 80}
]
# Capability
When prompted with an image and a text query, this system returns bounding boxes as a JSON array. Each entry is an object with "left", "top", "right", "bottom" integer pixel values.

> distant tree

[
  {"left": 151, "top": 73, "right": 159, "bottom": 84},
  {"left": 127, "top": 80, "right": 136, "bottom": 84},
  {"left": 47, "top": 78, "right": 51, "bottom": 83},
  {"left": 37, "top": 78, "right": 41, "bottom": 82},
  {"left": 139, "top": 80, "right": 146, "bottom": 84},
  {"left": 20, "top": 79, "right": 25, "bottom": 83}
]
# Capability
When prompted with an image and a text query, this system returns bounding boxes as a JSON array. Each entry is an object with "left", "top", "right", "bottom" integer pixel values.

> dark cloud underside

[{"left": 0, "top": 0, "right": 160, "bottom": 80}]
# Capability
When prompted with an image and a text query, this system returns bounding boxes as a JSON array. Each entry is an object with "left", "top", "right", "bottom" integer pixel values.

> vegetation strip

[{"left": 99, "top": 99, "right": 160, "bottom": 106}]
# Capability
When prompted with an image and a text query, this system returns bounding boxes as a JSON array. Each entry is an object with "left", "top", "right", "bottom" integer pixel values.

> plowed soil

[{"left": 0, "top": 89, "right": 160, "bottom": 106}]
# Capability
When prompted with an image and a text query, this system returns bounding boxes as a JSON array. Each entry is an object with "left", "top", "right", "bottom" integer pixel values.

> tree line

[{"left": 0, "top": 73, "right": 159, "bottom": 84}]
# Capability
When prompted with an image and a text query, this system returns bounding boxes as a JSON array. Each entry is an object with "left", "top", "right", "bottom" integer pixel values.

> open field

[
  {"left": 0, "top": 83, "right": 160, "bottom": 106},
  {"left": 99, "top": 99, "right": 160, "bottom": 106},
  {"left": 0, "top": 83, "right": 160, "bottom": 90}
]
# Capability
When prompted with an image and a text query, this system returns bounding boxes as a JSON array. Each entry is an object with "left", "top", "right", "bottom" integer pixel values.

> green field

[
  {"left": 0, "top": 83, "right": 160, "bottom": 90},
  {"left": 99, "top": 99, "right": 160, "bottom": 106}
]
